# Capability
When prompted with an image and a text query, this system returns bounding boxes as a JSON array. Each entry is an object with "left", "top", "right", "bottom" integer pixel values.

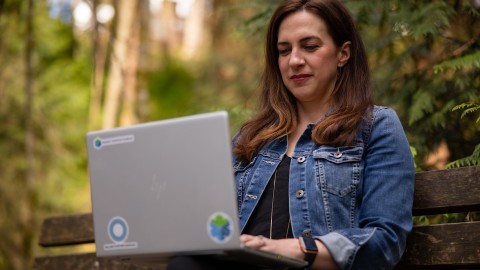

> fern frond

[
  {"left": 434, "top": 51, "right": 480, "bottom": 73},
  {"left": 409, "top": 91, "right": 434, "bottom": 124},
  {"left": 461, "top": 106, "right": 480, "bottom": 119},
  {"left": 452, "top": 103, "right": 475, "bottom": 111},
  {"left": 452, "top": 103, "right": 480, "bottom": 120},
  {"left": 410, "top": 2, "right": 452, "bottom": 38},
  {"left": 446, "top": 144, "right": 480, "bottom": 168}
]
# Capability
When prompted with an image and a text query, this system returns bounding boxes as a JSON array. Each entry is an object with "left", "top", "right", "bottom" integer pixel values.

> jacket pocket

[{"left": 313, "top": 145, "right": 363, "bottom": 197}]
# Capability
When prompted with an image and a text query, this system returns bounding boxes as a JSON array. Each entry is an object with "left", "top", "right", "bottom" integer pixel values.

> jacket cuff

[{"left": 317, "top": 232, "right": 356, "bottom": 269}]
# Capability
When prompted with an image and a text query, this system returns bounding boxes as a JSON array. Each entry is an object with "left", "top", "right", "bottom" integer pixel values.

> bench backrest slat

[{"left": 412, "top": 166, "right": 480, "bottom": 216}]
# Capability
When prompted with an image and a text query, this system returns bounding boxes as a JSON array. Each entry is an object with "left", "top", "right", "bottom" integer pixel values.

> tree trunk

[
  {"left": 102, "top": 0, "right": 138, "bottom": 129},
  {"left": 181, "top": 0, "right": 211, "bottom": 61},
  {"left": 120, "top": 1, "right": 142, "bottom": 126},
  {"left": 89, "top": 0, "right": 106, "bottom": 130},
  {"left": 23, "top": 0, "right": 35, "bottom": 268},
  {"left": 162, "top": 0, "right": 180, "bottom": 55}
]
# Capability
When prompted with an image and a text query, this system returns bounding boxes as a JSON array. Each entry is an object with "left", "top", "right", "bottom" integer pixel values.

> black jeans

[{"left": 167, "top": 256, "right": 292, "bottom": 270}]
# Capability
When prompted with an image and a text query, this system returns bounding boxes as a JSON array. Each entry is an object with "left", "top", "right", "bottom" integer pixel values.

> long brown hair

[{"left": 233, "top": 0, "right": 372, "bottom": 164}]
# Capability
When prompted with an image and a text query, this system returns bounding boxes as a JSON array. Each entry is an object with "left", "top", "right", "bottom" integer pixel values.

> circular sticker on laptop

[
  {"left": 207, "top": 212, "right": 233, "bottom": 244},
  {"left": 108, "top": 216, "right": 129, "bottom": 243}
]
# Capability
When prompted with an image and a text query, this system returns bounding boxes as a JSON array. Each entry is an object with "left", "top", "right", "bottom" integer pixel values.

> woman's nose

[{"left": 289, "top": 49, "right": 305, "bottom": 67}]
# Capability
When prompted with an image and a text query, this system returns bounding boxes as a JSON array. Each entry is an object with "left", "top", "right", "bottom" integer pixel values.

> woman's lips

[{"left": 290, "top": 74, "right": 312, "bottom": 83}]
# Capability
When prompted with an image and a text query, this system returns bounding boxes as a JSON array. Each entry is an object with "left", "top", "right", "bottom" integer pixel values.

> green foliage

[
  {"left": 452, "top": 103, "right": 480, "bottom": 123},
  {"left": 237, "top": 1, "right": 278, "bottom": 35},
  {"left": 414, "top": 211, "right": 480, "bottom": 225},
  {"left": 446, "top": 103, "right": 480, "bottom": 168},
  {"left": 414, "top": 213, "right": 466, "bottom": 226},
  {"left": 447, "top": 144, "right": 480, "bottom": 168},
  {"left": 0, "top": 1, "right": 91, "bottom": 269},
  {"left": 345, "top": 0, "right": 480, "bottom": 166},
  {"left": 434, "top": 52, "right": 480, "bottom": 73},
  {"left": 147, "top": 59, "right": 195, "bottom": 120}
]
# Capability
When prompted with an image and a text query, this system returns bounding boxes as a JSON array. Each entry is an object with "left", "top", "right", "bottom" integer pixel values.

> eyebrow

[{"left": 277, "top": 36, "right": 322, "bottom": 46}]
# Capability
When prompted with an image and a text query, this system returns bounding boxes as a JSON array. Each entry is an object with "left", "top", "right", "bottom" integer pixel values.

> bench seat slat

[
  {"left": 38, "top": 216, "right": 480, "bottom": 267},
  {"left": 39, "top": 213, "right": 94, "bottom": 247},
  {"left": 33, "top": 252, "right": 167, "bottom": 270},
  {"left": 398, "top": 221, "right": 480, "bottom": 268}
]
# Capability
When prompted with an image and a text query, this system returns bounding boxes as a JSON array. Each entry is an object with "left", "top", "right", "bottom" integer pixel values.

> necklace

[{"left": 269, "top": 170, "right": 291, "bottom": 239}]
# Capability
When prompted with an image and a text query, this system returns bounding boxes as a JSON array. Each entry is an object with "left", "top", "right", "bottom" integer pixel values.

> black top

[{"left": 243, "top": 155, "right": 293, "bottom": 239}]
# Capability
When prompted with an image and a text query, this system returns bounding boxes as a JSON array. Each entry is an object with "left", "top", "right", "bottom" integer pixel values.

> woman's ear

[{"left": 337, "top": 41, "right": 351, "bottom": 67}]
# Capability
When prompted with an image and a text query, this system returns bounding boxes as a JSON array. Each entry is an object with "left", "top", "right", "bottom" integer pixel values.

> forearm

[{"left": 240, "top": 234, "right": 338, "bottom": 270}]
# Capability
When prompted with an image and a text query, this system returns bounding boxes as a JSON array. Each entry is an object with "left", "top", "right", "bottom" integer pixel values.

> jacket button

[
  {"left": 302, "top": 229, "right": 312, "bottom": 237},
  {"left": 297, "top": 156, "right": 306, "bottom": 163},
  {"left": 295, "top": 190, "right": 304, "bottom": 198}
]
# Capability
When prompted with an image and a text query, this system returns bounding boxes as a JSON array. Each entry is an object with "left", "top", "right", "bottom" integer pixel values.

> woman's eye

[
  {"left": 278, "top": 48, "right": 291, "bottom": 55},
  {"left": 304, "top": 45, "right": 318, "bottom": 51}
]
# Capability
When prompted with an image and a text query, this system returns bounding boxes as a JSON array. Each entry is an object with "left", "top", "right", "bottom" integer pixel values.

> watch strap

[{"left": 299, "top": 236, "right": 318, "bottom": 266}]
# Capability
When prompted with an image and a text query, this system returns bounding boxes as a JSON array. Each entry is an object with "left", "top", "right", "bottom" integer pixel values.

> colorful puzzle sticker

[{"left": 207, "top": 212, "right": 233, "bottom": 244}]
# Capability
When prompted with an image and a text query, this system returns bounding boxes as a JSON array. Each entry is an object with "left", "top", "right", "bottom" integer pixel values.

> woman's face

[{"left": 277, "top": 10, "right": 349, "bottom": 107}]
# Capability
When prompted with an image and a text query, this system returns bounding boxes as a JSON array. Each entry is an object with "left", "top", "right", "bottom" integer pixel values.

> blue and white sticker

[
  {"left": 104, "top": 216, "right": 138, "bottom": 250},
  {"left": 207, "top": 212, "right": 233, "bottom": 244},
  {"left": 93, "top": 135, "right": 134, "bottom": 150},
  {"left": 108, "top": 216, "right": 129, "bottom": 243}
]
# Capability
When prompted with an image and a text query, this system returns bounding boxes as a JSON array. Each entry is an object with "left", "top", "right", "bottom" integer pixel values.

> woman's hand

[
  {"left": 240, "top": 234, "right": 339, "bottom": 270},
  {"left": 239, "top": 234, "right": 304, "bottom": 261}
]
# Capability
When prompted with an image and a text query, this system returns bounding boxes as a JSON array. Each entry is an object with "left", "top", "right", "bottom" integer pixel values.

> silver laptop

[{"left": 86, "top": 111, "right": 307, "bottom": 268}]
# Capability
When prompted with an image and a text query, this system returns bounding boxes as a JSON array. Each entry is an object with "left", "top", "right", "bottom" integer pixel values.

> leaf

[
  {"left": 434, "top": 52, "right": 480, "bottom": 73},
  {"left": 409, "top": 91, "right": 434, "bottom": 125},
  {"left": 452, "top": 103, "right": 480, "bottom": 120},
  {"left": 446, "top": 144, "right": 480, "bottom": 168}
]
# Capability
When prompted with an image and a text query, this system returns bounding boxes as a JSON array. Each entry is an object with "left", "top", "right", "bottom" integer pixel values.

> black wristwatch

[{"left": 298, "top": 236, "right": 318, "bottom": 267}]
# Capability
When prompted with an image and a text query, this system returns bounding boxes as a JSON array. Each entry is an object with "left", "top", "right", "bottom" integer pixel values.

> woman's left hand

[{"left": 239, "top": 234, "right": 304, "bottom": 261}]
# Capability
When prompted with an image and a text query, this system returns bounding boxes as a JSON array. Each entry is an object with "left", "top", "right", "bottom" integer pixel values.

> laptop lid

[
  {"left": 86, "top": 111, "right": 307, "bottom": 268},
  {"left": 87, "top": 111, "right": 244, "bottom": 258}
]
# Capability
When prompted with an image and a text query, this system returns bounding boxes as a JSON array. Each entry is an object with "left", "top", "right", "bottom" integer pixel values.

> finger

[
  {"left": 242, "top": 235, "right": 267, "bottom": 248},
  {"left": 239, "top": 234, "right": 256, "bottom": 243},
  {"left": 257, "top": 235, "right": 266, "bottom": 246}
]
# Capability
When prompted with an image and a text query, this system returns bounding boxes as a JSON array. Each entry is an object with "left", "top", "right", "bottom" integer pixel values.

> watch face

[{"left": 301, "top": 236, "right": 318, "bottom": 252}]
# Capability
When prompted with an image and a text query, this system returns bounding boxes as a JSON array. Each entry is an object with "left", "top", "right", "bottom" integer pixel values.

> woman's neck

[
  {"left": 296, "top": 101, "right": 330, "bottom": 126},
  {"left": 286, "top": 102, "right": 329, "bottom": 157}
]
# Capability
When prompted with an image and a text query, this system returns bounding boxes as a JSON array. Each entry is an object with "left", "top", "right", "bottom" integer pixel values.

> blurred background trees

[
  {"left": 344, "top": 0, "right": 480, "bottom": 169},
  {"left": 0, "top": 0, "right": 478, "bottom": 268}
]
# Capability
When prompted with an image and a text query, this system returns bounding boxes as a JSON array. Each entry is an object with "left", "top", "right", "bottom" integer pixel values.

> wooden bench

[{"left": 33, "top": 165, "right": 480, "bottom": 269}]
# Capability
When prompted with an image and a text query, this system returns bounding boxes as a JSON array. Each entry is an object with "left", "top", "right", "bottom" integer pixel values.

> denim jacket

[{"left": 232, "top": 106, "right": 415, "bottom": 270}]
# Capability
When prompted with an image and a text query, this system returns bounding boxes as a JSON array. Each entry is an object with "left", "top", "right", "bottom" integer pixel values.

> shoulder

[
  {"left": 364, "top": 105, "right": 404, "bottom": 129},
  {"left": 371, "top": 105, "right": 399, "bottom": 120},
  {"left": 360, "top": 106, "right": 406, "bottom": 144},
  {"left": 366, "top": 106, "right": 406, "bottom": 146},
  {"left": 371, "top": 105, "right": 404, "bottom": 128}
]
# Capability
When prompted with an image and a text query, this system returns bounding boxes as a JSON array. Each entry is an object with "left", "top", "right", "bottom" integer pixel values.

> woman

[{"left": 170, "top": 0, "right": 414, "bottom": 269}]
